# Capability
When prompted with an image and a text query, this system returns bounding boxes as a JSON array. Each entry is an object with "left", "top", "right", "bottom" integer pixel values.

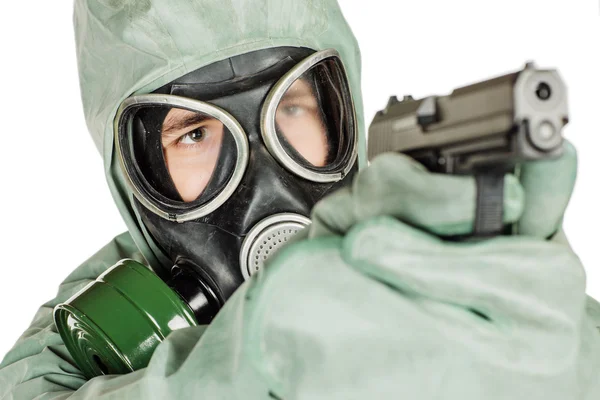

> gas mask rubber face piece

[{"left": 115, "top": 47, "right": 358, "bottom": 322}]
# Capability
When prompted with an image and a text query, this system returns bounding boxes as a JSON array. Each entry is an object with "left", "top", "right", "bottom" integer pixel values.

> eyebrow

[
  {"left": 162, "top": 113, "right": 209, "bottom": 135},
  {"left": 281, "top": 88, "right": 317, "bottom": 105},
  {"left": 281, "top": 79, "right": 315, "bottom": 100},
  {"left": 281, "top": 91, "right": 314, "bottom": 102}
]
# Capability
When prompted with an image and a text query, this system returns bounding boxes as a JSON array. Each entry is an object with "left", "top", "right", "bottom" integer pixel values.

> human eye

[
  {"left": 280, "top": 104, "right": 307, "bottom": 117},
  {"left": 177, "top": 126, "right": 208, "bottom": 146}
]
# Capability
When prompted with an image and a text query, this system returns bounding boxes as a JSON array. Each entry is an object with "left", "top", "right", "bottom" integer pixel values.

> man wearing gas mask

[
  {"left": 1, "top": 0, "right": 599, "bottom": 399},
  {"left": 118, "top": 47, "right": 358, "bottom": 321}
]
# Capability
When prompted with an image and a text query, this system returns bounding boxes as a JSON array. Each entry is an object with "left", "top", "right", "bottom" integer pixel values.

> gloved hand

[
  {"left": 201, "top": 140, "right": 599, "bottom": 399},
  {"left": 309, "top": 141, "right": 577, "bottom": 240}
]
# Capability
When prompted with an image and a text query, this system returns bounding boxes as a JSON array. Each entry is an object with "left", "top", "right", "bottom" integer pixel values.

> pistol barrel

[{"left": 368, "top": 63, "right": 568, "bottom": 174}]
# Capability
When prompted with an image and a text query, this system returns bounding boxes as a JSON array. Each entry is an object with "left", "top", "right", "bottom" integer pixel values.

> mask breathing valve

[{"left": 239, "top": 213, "right": 311, "bottom": 280}]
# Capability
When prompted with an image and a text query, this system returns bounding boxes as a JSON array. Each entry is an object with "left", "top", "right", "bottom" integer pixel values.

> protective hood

[{"left": 74, "top": 0, "right": 366, "bottom": 274}]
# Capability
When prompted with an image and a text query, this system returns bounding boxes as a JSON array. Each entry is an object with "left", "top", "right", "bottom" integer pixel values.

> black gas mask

[{"left": 115, "top": 47, "right": 358, "bottom": 323}]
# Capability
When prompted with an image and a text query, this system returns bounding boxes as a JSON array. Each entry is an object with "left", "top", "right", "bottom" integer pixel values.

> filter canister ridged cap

[{"left": 239, "top": 213, "right": 311, "bottom": 280}]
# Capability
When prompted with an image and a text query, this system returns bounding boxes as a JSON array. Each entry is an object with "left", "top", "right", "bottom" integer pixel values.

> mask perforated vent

[{"left": 240, "top": 214, "right": 311, "bottom": 280}]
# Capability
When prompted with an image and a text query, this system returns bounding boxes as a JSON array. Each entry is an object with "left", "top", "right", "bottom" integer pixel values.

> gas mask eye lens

[
  {"left": 117, "top": 97, "right": 248, "bottom": 221},
  {"left": 262, "top": 49, "right": 358, "bottom": 182}
]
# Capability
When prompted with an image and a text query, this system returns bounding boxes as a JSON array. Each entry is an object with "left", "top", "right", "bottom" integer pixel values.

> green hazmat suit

[{"left": 1, "top": 0, "right": 600, "bottom": 398}]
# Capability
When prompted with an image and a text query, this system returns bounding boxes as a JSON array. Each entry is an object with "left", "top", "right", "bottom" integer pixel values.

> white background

[{"left": 0, "top": 1, "right": 598, "bottom": 359}]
